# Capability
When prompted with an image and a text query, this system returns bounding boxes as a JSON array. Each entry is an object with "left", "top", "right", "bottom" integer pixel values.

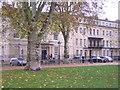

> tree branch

[
  {"left": 22, "top": 2, "right": 31, "bottom": 25},
  {"left": 31, "top": 2, "right": 36, "bottom": 18},
  {"left": 38, "top": 2, "right": 56, "bottom": 37},
  {"left": 35, "top": 2, "right": 46, "bottom": 21}
]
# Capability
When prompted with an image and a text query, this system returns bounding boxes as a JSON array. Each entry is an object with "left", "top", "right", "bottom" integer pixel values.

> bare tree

[
  {"left": 2, "top": 1, "right": 56, "bottom": 71},
  {"left": 51, "top": 2, "right": 103, "bottom": 58}
]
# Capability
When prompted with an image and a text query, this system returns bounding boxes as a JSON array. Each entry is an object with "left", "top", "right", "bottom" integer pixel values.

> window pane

[{"left": 54, "top": 34, "right": 58, "bottom": 40}]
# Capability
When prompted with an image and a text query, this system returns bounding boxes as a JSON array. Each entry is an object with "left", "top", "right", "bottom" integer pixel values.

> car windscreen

[
  {"left": 100, "top": 57, "right": 104, "bottom": 58},
  {"left": 18, "top": 58, "right": 24, "bottom": 61}
]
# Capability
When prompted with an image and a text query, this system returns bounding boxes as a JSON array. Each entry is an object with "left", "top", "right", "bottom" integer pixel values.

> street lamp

[
  {"left": 58, "top": 41, "right": 61, "bottom": 64},
  {"left": 21, "top": 49, "right": 24, "bottom": 58},
  {"left": 18, "top": 43, "right": 21, "bottom": 57},
  {"left": 2, "top": 46, "right": 4, "bottom": 61}
]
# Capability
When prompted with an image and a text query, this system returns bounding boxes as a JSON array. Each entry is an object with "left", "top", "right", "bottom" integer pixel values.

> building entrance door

[
  {"left": 89, "top": 50, "right": 92, "bottom": 58},
  {"left": 84, "top": 50, "right": 87, "bottom": 59},
  {"left": 42, "top": 50, "right": 47, "bottom": 60}
]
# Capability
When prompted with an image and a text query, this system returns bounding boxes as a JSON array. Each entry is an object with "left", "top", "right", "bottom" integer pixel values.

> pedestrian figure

[
  {"left": 46, "top": 54, "right": 50, "bottom": 60},
  {"left": 82, "top": 56, "right": 85, "bottom": 63},
  {"left": 50, "top": 54, "right": 52, "bottom": 59}
]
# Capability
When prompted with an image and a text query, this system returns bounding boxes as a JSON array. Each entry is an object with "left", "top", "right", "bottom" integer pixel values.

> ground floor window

[
  {"left": 107, "top": 50, "right": 109, "bottom": 56},
  {"left": 111, "top": 50, "right": 113, "bottom": 57},
  {"left": 76, "top": 50, "right": 79, "bottom": 56},
  {"left": 54, "top": 47, "right": 58, "bottom": 59},
  {"left": 103, "top": 50, "right": 105, "bottom": 56},
  {"left": 42, "top": 49, "right": 47, "bottom": 60},
  {"left": 80, "top": 50, "right": 82, "bottom": 56}
]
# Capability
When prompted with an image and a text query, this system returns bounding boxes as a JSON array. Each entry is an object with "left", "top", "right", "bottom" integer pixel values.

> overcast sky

[
  {"left": 0, "top": 0, "right": 119, "bottom": 21},
  {"left": 99, "top": 0, "right": 119, "bottom": 21}
]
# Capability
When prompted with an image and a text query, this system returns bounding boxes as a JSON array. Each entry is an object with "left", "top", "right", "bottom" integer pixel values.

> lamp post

[
  {"left": 18, "top": 43, "right": 20, "bottom": 57},
  {"left": 2, "top": 46, "right": 4, "bottom": 61},
  {"left": 21, "top": 49, "right": 24, "bottom": 59},
  {"left": 58, "top": 41, "right": 61, "bottom": 64}
]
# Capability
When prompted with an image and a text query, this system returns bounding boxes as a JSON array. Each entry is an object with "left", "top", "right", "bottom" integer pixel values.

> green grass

[{"left": 2, "top": 65, "right": 119, "bottom": 88}]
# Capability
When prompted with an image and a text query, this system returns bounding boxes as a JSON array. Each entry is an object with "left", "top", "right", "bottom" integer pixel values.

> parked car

[
  {"left": 99, "top": 56, "right": 108, "bottom": 62},
  {"left": 10, "top": 58, "right": 27, "bottom": 66},
  {"left": 0, "top": 60, "right": 4, "bottom": 63},
  {"left": 104, "top": 56, "right": 113, "bottom": 62},
  {"left": 73, "top": 56, "right": 84, "bottom": 59},
  {"left": 73, "top": 56, "right": 80, "bottom": 59},
  {"left": 90, "top": 56, "right": 107, "bottom": 63}
]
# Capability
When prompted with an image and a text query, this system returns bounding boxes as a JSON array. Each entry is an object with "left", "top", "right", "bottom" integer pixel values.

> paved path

[{"left": 0, "top": 62, "right": 119, "bottom": 71}]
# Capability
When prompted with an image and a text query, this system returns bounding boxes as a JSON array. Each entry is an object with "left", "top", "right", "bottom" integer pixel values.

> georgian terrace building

[
  {"left": 0, "top": 18, "right": 120, "bottom": 61},
  {"left": 73, "top": 19, "right": 119, "bottom": 59}
]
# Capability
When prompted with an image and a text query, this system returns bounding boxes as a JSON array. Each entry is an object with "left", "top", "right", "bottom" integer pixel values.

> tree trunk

[
  {"left": 24, "top": 30, "right": 42, "bottom": 71},
  {"left": 64, "top": 35, "right": 69, "bottom": 58}
]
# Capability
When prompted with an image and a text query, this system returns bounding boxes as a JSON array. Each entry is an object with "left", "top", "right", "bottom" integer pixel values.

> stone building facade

[{"left": 0, "top": 18, "right": 119, "bottom": 61}]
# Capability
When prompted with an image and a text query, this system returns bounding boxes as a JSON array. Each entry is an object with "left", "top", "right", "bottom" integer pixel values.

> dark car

[
  {"left": 73, "top": 56, "right": 80, "bottom": 59},
  {"left": 73, "top": 56, "right": 84, "bottom": 59},
  {"left": 90, "top": 56, "right": 107, "bottom": 63}
]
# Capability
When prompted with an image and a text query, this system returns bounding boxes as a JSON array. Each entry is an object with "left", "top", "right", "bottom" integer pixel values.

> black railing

[
  {"left": 88, "top": 45, "right": 104, "bottom": 49},
  {"left": 1, "top": 55, "right": 119, "bottom": 65}
]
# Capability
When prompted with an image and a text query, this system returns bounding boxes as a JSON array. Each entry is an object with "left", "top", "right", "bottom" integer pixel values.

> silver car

[
  {"left": 10, "top": 58, "right": 27, "bottom": 66},
  {"left": 104, "top": 56, "right": 113, "bottom": 62},
  {"left": 91, "top": 56, "right": 107, "bottom": 63}
]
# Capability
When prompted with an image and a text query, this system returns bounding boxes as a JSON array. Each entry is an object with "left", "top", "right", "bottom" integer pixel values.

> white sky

[
  {"left": 99, "top": 0, "right": 119, "bottom": 21},
  {"left": 0, "top": 0, "right": 119, "bottom": 21}
]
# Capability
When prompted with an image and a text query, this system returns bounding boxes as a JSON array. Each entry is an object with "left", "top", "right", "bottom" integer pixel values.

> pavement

[{"left": 0, "top": 61, "right": 119, "bottom": 71}]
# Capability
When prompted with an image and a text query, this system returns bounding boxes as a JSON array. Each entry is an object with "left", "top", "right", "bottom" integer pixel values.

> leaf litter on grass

[{"left": 2, "top": 65, "right": 118, "bottom": 88}]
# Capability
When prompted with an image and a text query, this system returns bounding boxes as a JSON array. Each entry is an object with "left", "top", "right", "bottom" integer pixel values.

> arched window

[{"left": 90, "top": 28, "right": 92, "bottom": 35}]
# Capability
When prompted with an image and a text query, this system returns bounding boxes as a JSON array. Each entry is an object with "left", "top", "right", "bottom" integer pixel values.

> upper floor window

[
  {"left": 90, "top": 40, "right": 92, "bottom": 46},
  {"left": 106, "top": 40, "right": 109, "bottom": 47},
  {"left": 79, "top": 19, "right": 82, "bottom": 22},
  {"left": 13, "top": 33, "right": 19, "bottom": 38},
  {"left": 76, "top": 38, "right": 78, "bottom": 46},
  {"left": 103, "top": 40, "right": 105, "bottom": 46},
  {"left": 54, "top": 33, "right": 58, "bottom": 40},
  {"left": 110, "top": 41, "right": 112, "bottom": 47},
  {"left": 116, "top": 24, "right": 118, "bottom": 28},
  {"left": 79, "top": 28, "right": 82, "bottom": 34},
  {"left": 80, "top": 39, "right": 82, "bottom": 46},
  {"left": 83, "top": 28, "right": 86, "bottom": 35},
  {"left": 97, "top": 40, "right": 99, "bottom": 46},
  {"left": 106, "top": 23, "right": 108, "bottom": 26},
  {"left": 94, "top": 40, "right": 96, "bottom": 46},
  {"left": 95, "top": 21, "right": 98, "bottom": 25},
  {"left": 90, "top": 28, "right": 92, "bottom": 35},
  {"left": 103, "top": 30, "right": 105, "bottom": 35},
  {"left": 102, "top": 22, "right": 104, "bottom": 25},
  {"left": 84, "top": 39, "right": 86, "bottom": 47},
  {"left": 109, "top": 23, "right": 111, "bottom": 27},
  {"left": 84, "top": 19, "right": 86, "bottom": 22},
  {"left": 76, "top": 29, "right": 78, "bottom": 33},
  {"left": 110, "top": 31, "right": 112, "bottom": 36},
  {"left": 97, "top": 30, "right": 99, "bottom": 35},
  {"left": 106, "top": 31, "right": 108, "bottom": 36},
  {"left": 93, "top": 29, "right": 95, "bottom": 35}
]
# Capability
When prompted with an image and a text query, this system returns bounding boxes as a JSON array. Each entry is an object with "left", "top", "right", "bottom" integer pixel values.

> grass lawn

[{"left": 1, "top": 65, "right": 119, "bottom": 88}]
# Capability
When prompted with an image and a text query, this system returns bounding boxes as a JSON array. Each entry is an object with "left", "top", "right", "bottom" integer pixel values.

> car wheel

[
  {"left": 104, "top": 61, "right": 106, "bottom": 63},
  {"left": 17, "top": 62, "right": 21, "bottom": 66}
]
